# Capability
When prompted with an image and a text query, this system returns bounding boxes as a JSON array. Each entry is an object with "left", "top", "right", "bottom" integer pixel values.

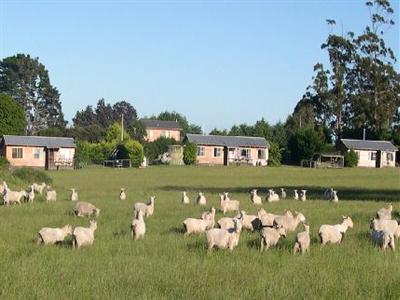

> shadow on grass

[
  {"left": 162, "top": 226, "right": 185, "bottom": 236},
  {"left": 113, "top": 228, "right": 129, "bottom": 238},
  {"left": 159, "top": 185, "right": 400, "bottom": 202},
  {"left": 186, "top": 239, "right": 206, "bottom": 251}
]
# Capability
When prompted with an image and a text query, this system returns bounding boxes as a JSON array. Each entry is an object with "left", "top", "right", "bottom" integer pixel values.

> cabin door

[
  {"left": 223, "top": 147, "right": 228, "bottom": 166},
  {"left": 46, "top": 149, "right": 56, "bottom": 170},
  {"left": 375, "top": 150, "right": 382, "bottom": 168}
]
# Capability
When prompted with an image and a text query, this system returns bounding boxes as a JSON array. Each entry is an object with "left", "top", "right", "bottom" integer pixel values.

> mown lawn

[{"left": 0, "top": 166, "right": 399, "bottom": 299}]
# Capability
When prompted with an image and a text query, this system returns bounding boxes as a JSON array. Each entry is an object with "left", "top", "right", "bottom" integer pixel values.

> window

[
  {"left": 197, "top": 146, "right": 205, "bottom": 157},
  {"left": 387, "top": 153, "right": 394, "bottom": 161},
  {"left": 241, "top": 149, "right": 251, "bottom": 159},
  {"left": 258, "top": 149, "right": 266, "bottom": 159},
  {"left": 213, "top": 147, "right": 221, "bottom": 157},
  {"left": 33, "top": 148, "right": 42, "bottom": 159},
  {"left": 370, "top": 152, "right": 376, "bottom": 161},
  {"left": 12, "top": 147, "right": 23, "bottom": 159}
]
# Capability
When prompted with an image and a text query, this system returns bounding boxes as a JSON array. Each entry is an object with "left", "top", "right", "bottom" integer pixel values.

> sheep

[
  {"left": 182, "top": 191, "right": 190, "bottom": 204},
  {"left": 3, "top": 188, "right": 25, "bottom": 205},
  {"left": 32, "top": 182, "right": 47, "bottom": 195},
  {"left": 72, "top": 220, "right": 97, "bottom": 249},
  {"left": 201, "top": 207, "right": 216, "bottom": 223},
  {"left": 119, "top": 188, "right": 126, "bottom": 201},
  {"left": 293, "top": 189, "right": 299, "bottom": 200},
  {"left": 131, "top": 210, "right": 146, "bottom": 240},
  {"left": 376, "top": 204, "right": 392, "bottom": 220},
  {"left": 196, "top": 192, "right": 207, "bottom": 205},
  {"left": 220, "top": 193, "right": 240, "bottom": 214},
  {"left": 370, "top": 218, "right": 400, "bottom": 239},
  {"left": 299, "top": 190, "right": 307, "bottom": 201},
  {"left": 45, "top": 187, "right": 57, "bottom": 202},
  {"left": 70, "top": 188, "right": 79, "bottom": 201},
  {"left": 260, "top": 225, "right": 287, "bottom": 251},
  {"left": 183, "top": 209, "right": 215, "bottom": 235},
  {"left": 134, "top": 196, "right": 155, "bottom": 218},
  {"left": 0, "top": 181, "right": 8, "bottom": 195},
  {"left": 325, "top": 188, "right": 338, "bottom": 202},
  {"left": 234, "top": 210, "right": 258, "bottom": 231},
  {"left": 318, "top": 216, "right": 354, "bottom": 246},
  {"left": 74, "top": 202, "right": 101, "bottom": 217},
  {"left": 280, "top": 188, "right": 287, "bottom": 199},
  {"left": 37, "top": 224, "right": 73, "bottom": 245},
  {"left": 206, "top": 219, "right": 242, "bottom": 251},
  {"left": 250, "top": 189, "right": 262, "bottom": 205},
  {"left": 266, "top": 189, "right": 279, "bottom": 202},
  {"left": 293, "top": 223, "right": 310, "bottom": 254},
  {"left": 258, "top": 208, "right": 293, "bottom": 227},
  {"left": 25, "top": 185, "right": 35, "bottom": 203},
  {"left": 217, "top": 217, "right": 236, "bottom": 231},
  {"left": 274, "top": 211, "right": 306, "bottom": 232},
  {"left": 371, "top": 229, "right": 395, "bottom": 251}
]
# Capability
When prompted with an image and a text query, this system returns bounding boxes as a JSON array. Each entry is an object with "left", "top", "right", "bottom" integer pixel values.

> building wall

[
  {"left": 145, "top": 129, "right": 181, "bottom": 142},
  {"left": 196, "top": 145, "right": 224, "bottom": 165},
  {"left": 5, "top": 146, "right": 46, "bottom": 168},
  {"left": 354, "top": 149, "right": 396, "bottom": 168}
]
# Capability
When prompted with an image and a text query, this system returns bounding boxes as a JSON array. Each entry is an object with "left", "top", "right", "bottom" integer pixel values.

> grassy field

[{"left": 0, "top": 166, "right": 400, "bottom": 299}]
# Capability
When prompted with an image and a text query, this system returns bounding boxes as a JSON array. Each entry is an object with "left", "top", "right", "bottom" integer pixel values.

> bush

[
  {"left": 344, "top": 150, "right": 359, "bottom": 168},
  {"left": 144, "top": 137, "right": 177, "bottom": 164},
  {"left": 268, "top": 142, "right": 282, "bottom": 167},
  {"left": 124, "top": 140, "right": 144, "bottom": 167},
  {"left": 74, "top": 141, "right": 91, "bottom": 168},
  {"left": 288, "top": 127, "right": 325, "bottom": 164},
  {"left": 0, "top": 156, "right": 9, "bottom": 169},
  {"left": 12, "top": 167, "right": 52, "bottom": 184},
  {"left": 183, "top": 142, "right": 197, "bottom": 165}
]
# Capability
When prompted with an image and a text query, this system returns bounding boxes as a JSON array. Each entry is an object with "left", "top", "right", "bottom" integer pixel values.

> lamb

[
  {"left": 72, "top": 220, "right": 97, "bottom": 249},
  {"left": 37, "top": 224, "right": 73, "bottom": 245},
  {"left": 131, "top": 210, "right": 146, "bottom": 240},
  {"left": 370, "top": 218, "right": 400, "bottom": 239},
  {"left": 318, "top": 216, "right": 354, "bottom": 245},
  {"left": 293, "top": 223, "right": 310, "bottom": 254},
  {"left": 220, "top": 193, "right": 240, "bottom": 214},
  {"left": 119, "top": 188, "right": 126, "bottom": 201},
  {"left": 134, "top": 196, "right": 155, "bottom": 217},
  {"left": 45, "top": 187, "right": 57, "bottom": 202},
  {"left": 258, "top": 208, "right": 292, "bottom": 227},
  {"left": 371, "top": 229, "right": 395, "bottom": 251},
  {"left": 260, "top": 225, "right": 287, "bottom": 251},
  {"left": 274, "top": 211, "right": 306, "bottom": 232},
  {"left": 376, "top": 204, "right": 392, "bottom": 220},
  {"left": 250, "top": 189, "right": 262, "bottom": 205},
  {"left": 196, "top": 192, "right": 207, "bottom": 205},
  {"left": 266, "top": 189, "right": 279, "bottom": 202},
  {"left": 235, "top": 210, "right": 258, "bottom": 231},
  {"left": 299, "top": 190, "right": 307, "bottom": 201},
  {"left": 74, "top": 202, "right": 101, "bottom": 217},
  {"left": 182, "top": 191, "right": 190, "bottom": 204},
  {"left": 280, "top": 188, "right": 287, "bottom": 199},
  {"left": 3, "top": 188, "right": 25, "bottom": 205},
  {"left": 183, "top": 209, "right": 215, "bottom": 235},
  {"left": 206, "top": 219, "right": 242, "bottom": 251},
  {"left": 70, "top": 188, "right": 79, "bottom": 201},
  {"left": 32, "top": 182, "right": 47, "bottom": 195},
  {"left": 25, "top": 185, "right": 35, "bottom": 203},
  {"left": 293, "top": 189, "right": 299, "bottom": 200}
]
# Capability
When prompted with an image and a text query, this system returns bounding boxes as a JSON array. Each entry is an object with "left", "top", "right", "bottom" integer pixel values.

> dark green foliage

[
  {"left": 183, "top": 142, "right": 197, "bottom": 165},
  {"left": 288, "top": 128, "right": 325, "bottom": 163},
  {"left": 209, "top": 128, "right": 228, "bottom": 135},
  {"left": 74, "top": 141, "right": 91, "bottom": 168},
  {"left": 124, "top": 140, "right": 144, "bottom": 167},
  {"left": 151, "top": 111, "right": 202, "bottom": 134},
  {"left": 0, "top": 93, "right": 26, "bottom": 136},
  {"left": 268, "top": 142, "right": 282, "bottom": 167},
  {"left": 12, "top": 167, "right": 52, "bottom": 184},
  {"left": 144, "top": 137, "right": 177, "bottom": 164},
  {"left": 0, "top": 156, "right": 9, "bottom": 169},
  {"left": 344, "top": 149, "right": 359, "bottom": 167},
  {"left": 37, "top": 127, "right": 65, "bottom": 137}
]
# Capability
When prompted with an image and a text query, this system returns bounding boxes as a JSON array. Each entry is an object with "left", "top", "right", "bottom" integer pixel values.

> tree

[
  {"left": 0, "top": 54, "right": 65, "bottom": 134},
  {"left": 183, "top": 142, "right": 197, "bottom": 165},
  {"left": 344, "top": 149, "right": 359, "bottom": 167},
  {"left": 0, "top": 93, "right": 26, "bottom": 136},
  {"left": 153, "top": 111, "right": 202, "bottom": 134},
  {"left": 268, "top": 142, "right": 282, "bottom": 167},
  {"left": 209, "top": 128, "right": 228, "bottom": 135},
  {"left": 144, "top": 137, "right": 177, "bottom": 164},
  {"left": 288, "top": 128, "right": 325, "bottom": 163}
]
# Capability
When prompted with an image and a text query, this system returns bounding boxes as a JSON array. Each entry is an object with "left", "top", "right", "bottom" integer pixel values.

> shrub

[
  {"left": 124, "top": 140, "right": 144, "bottom": 167},
  {"left": 183, "top": 142, "right": 197, "bottom": 165},
  {"left": 0, "top": 156, "right": 9, "bottom": 169},
  {"left": 344, "top": 150, "right": 359, "bottom": 168},
  {"left": 12, "top": 167, "right": 52, "bottom": 184},
  {"left": 268, "top": 142, "right": 282, "bottom": 167},
  {"left": 74, "top": 141, "right": 91, "bottom": 168},
  {"left": 144, "top": 137, "right": 177, "bottom": 164},
  {"left": 288, "top": 127, "right": 325, "bottom": 164}
]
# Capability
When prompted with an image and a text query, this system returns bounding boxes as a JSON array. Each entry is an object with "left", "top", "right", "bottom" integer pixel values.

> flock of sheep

[{"left": 0, "top": 181, "right": 397, "bottom": 252}]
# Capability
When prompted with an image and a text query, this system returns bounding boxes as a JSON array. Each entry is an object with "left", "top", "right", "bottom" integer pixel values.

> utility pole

[{"left": 121, "top": 113, "right": 124, "bottom": 142}]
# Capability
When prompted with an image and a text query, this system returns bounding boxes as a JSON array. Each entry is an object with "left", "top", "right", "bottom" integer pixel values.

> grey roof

[
  {"left": 2, "top": 135, "right": 75, "bottom": 148},
  {"left": 341, "top": 139, "right": 398, "bottom": 152},
  {"left": 142, "top": 119, "right": 182, "bottom": 130},
  {"left": 185, "top": 134, "right": 268, "bottom": 148}
]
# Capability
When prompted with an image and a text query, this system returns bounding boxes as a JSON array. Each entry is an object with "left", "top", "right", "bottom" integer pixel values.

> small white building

[{"left": 339, "top": 139, "right": 397, "bottom": 168}]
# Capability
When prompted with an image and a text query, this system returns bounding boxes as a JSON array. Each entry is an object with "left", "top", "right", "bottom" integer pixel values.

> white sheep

[
  {"left": 318, "top": 216, "right": 354, "bottom": 245},
  {"left": 45, "top": 187, "right": 57, "bottom": 202},
  {"left": 266, "top": 189, "right": 280, "bottom": 202},
  {"left": 131, "top": 210, "right": 146, "bottom": 240},
  {"left": 37, "top": 224, "right": 73, "bottom": 245},
  {"left": 134, "top": 196, "right": 155, "bottom": 218},
  {"left": 3, "top": 188, "right": 25, "bottom": 205},
  {"left": 376, "top": 204, "right": 392, "bottom": 220},
  {"left": 74, "top": 202, "right": 101, "bottom": 217},
  {"left": 250, "top": 189, "right": 262, "bottom": 205},
  {"left": 260, "top": 225, "right": 287, "bottom": 251},
  {"left": 182, "top": 191, "right": 190, "bottom": 204},
  {"left": 293, "top": 189, "right": 299, "bottom": 200},
  {"left": 370, "top": 218, "right": 400, "bottom": 239},
  {"left": 33, "top": 182, "right": 47, "bottom": 195},
  {"left": 206, "top": 219, "right": 242, "bottom": 251},
  {"left": 293, "top": 223, "right": 310, "bottom": 254},
  {"left": 196, "top": 192, "right": 207, "bottom": 205},
  {"left": 72, "top": 220, "right": 97, "bottom": 249},
  {"left": 25, "top": 185, "right": 35, "bottom": 203},
  {"left": 258, "top": 208, "right": 293, "bottom": 227},
  {"left": 371, "top": 229, "right": 395, "bottom": 251},
  {"left": 70, "top": 188, "right": 79, "bottom": 201},
  {"left": 119, "top": 188, "right": 126, "bottom": 201},
  {"left": 220, "top": 193, "right": 240, "bottom": 214},
  {"left": 280, "top": 188, "right": 287, "bottom": 199},
  {"left": 201, "top": 207, "right": 216, "bottom": 223},
  {"left": 0, "top": 181, "right": 8, "bottom": 195},
  {"left": 183, "top": 209, "right": 215, "bottom": 235},
  {"left": 299, "top": 190, "right": 307, "bottom": 201},
  {"left": 274, "top": 211, "right": 306, "bottom": 232}
]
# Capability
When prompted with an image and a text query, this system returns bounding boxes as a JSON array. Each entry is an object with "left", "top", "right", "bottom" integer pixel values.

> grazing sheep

[
  {"left": 3, "top": 188, "right": 25, "bottom": 205},
  {"left": 274, "top": 211, "right": 306, "bottom": 232},
  {"left": 258, "top": 208, "right": 293, "bottom": 227},
  {"left": 325, "top": 188, "right": 338, "bottom": 202},
  {"left": 74, "top": 202, "right": 101, "bottom": 217},
  {"left": 235, "top": 210, "right": 258, "bottom": 231},
  {"left": 206, "top": 219, "right": 242, "bottom": 251},
  {"left": 70, "top": 188, "right": 79, "bottom": 201},
  {"left": 250, "top": 189, "right": 262, "bottom": 205},
  {"left": 293, "top": 223, "right": 310, "bottom": 254},
  {"left": 182, "top": 191, "right": 190, "bottom": 204},
  {"left": 280, "top": 188, "right": 287, "bottom": 199},
  {"left": 299, "top": 190, "right": 307, "bottom": 202},
  {"left": 134, "top": 196, "right": 155, "bottom": 218},
  {"left": 293, "top": 189, "right": 299, "bottom": 200},
  {"left": 370, "top": 218, "right": 400, "bottom": 239},
  {"left": 196, "top": 192, "right": 207, "bottom": 205},
  {"left": 119, "top": 188, "right": 126, "bottom": 201},
  {"left": 72, "top": 220, "right": 97, "bottom": 249},
  {"left": 260, "top": 225, "right": 287, "bottom": 251},
  {"left": 266, "top": 189, "right": 280, "bottom": 202},
  {"left": 33, "top": 182, "right": 47, "bottom": 195},
  {"left": 45, "top": 187, "right": 57, "bottom": 202},
  {"left": 376, "top": 204, "right": 392, "bottom": 220},
  {"left": 25, "top": 185, "right": 35, "bottom": 203},
  {"left": 371, "top": 229, "right": 395, "bottom": 251},
  {"left": 318, "top": 216, "right": 354, "bottom": 246},
  {"left": 131, "top": 210, "right": 146, "bottom": 240},
  {"left": 0, "top": 181, "right": 8, "bottom": 195},
  {"left": 183, "top": 209, "right": 215, "bottom": 235},
  {"left": 37, "top": 225, "right": 73, "bottom": 245},
  {"left": 220, "top": 193, "right": 240, "bottom": 214}
]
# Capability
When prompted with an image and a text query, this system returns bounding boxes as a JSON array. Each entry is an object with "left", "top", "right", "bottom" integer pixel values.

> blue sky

[{"left": 1, "top": 0, "right": 399, "bottom": 132}]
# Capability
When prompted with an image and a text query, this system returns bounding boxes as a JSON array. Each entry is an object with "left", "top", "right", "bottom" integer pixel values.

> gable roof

[
  {"left": 142, "top": 119, "right": 182, "bottom": 130},
  {"left": 341, "top": 139, "right": 397, "bottom": 152},
  {"left": 2, "top": 135, "right": 75, "bottom": 148},
  {"left": 185, "top": 134, "right": 268, "bottom": 148}
]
